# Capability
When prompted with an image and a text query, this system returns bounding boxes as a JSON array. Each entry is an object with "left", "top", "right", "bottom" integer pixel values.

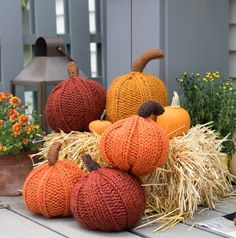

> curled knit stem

[
  {"left": 48, "top": 142, "right": 62, "bottom": 166},
  {"left": 132, "top": 48, "right": 164, "bottom": 72},
  {"left": 68, "top": 61, "right": 79, "bottom": 77},
  {"left": 81, "top": 154, "right": 100, "bottom": 172},
  {"left": 138, "top": 101, "right": 164, "bottom": 118}
]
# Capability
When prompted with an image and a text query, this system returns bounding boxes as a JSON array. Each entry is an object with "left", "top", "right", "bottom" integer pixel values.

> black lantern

[{"left": 10, "top": 37, "right": 84, "bottom": 132}]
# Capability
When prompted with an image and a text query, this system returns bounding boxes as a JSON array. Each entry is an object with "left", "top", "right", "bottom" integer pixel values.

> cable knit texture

[
  {"left": 106, "top": 49, "right": 168, "bottom": 123},
  {"left": 23, "top": 142, "right": 85, "bottom": 218},
  {"left": 71, "top": 155, "right": 146, "bottom": 232},
  {"left": 45, "top": 61, "right": 106, "bottom": 133},
  {"left": 100, "top": 102, "right": 169, "bottom": 176}
]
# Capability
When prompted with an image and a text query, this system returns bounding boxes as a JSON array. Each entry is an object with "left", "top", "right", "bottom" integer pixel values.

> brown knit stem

[
  {"left": 68, "top": 61, "right": 79, "bottom": 77},
  {"left": 138, "top": 101, "right": 164, "bottom": 118},
  {"left": 48, "top": 142, "right": 62, "bottom": 166},
  {"left": 81, "top": 154, "right": 100, "bottom": 172},
  {"left": 132, "top": 49, "right": 164, "bottom": 72}
]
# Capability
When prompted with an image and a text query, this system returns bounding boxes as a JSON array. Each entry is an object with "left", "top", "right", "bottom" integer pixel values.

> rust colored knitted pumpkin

[
  {"left": 45, "top": 61, "right": 106, "bottom": 132},
  {"left": 100, "top": 101, "right": 169, "bottom": 176},
  {"left": 106, "top": 49, "right": 168, "bottom": 123},
  {"left": 23, "top": 142, "right": 85, "bottom": 218},
  {"left": 71, "top": 154, "right": 146, "bottom": 232}
]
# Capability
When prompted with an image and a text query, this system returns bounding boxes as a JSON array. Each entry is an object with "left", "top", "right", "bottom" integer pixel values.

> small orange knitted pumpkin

[
  {"left": 106, "top": 49, "right": 168, "bottom": 123},
  {"left": 23, "top": 142, "right": 85, "bottom": 218},
  {"left": 157, "top": 91, "right": 191, "bottom": 138},
  {"left": 100, "top": 101, "right": 169, "bottom": 176}
]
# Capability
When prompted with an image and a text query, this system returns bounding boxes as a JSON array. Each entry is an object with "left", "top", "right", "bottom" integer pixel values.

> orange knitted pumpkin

[
  {"left": 100, "top": 101, "right": 169, "bottom": 176},
  {"left": 23, "top": 142, "right": 85, "bottom": 218},
  {"left": 157, "top": 91, "right": 191, "bottom": 138},
  {"left": 106, "top": 49, "right": 168, "bottom": 123}
]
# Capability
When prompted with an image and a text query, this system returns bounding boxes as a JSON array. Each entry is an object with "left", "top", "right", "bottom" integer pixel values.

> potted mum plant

[
  {"left": 176, "top": 72, "right": 236, "bottom": 173},
  {"left": 0, "top": 92, "right": 44, "bottom": 196}
]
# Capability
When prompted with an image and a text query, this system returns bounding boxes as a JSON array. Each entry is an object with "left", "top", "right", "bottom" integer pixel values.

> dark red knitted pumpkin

[
  {"left": 45, "top": 61, "right": 106, "bottom": 132},
  {"left": 71, "top": 154, "right": 146, "bottom": 232}
]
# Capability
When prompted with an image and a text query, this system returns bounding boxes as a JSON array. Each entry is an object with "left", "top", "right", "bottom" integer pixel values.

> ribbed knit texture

[
  {"left": 23, "top": 160, "right": 84, "bottom": 218},
  {"left": 106, "top": 49, "right": 168, "bottom": 123},
  {"left": 45, "top": 75, "right": 106, "bottom": 133},
  {"left": 71, "top": 167, "right": 146, "bottom": 231},
  {"left": 100, "top": 115, "right": 169, "bottom": 176}
]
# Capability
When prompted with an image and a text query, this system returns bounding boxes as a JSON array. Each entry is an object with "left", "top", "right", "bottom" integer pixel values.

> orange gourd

[
  {"left": 156, "top": 91, "right": 191, "bottom": 138},
  {"left": 23, "top": 142, "right": 85, "bottom": 218},
  {"left": 100, "top": 101, "right": 169, "bottom": 176},
  {"left": 106, "top": 49, "right": 168, "bottom": 123},
  {"left": 88, "top": 110, "right": 112, "bottom": 135}
]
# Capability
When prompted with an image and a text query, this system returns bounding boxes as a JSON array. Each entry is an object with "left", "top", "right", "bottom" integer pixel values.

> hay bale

[
  {"left": 31, "top": 130, "right": 103, "bottom": 170},
  {"left": 140, "top": 123, "right": 235, "bottom": 231}
]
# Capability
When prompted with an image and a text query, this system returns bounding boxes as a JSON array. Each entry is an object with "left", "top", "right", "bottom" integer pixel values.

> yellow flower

[
  {"left": 0, "top": 144, "right": 3, "bottom": 151},
  {"left": 0, "top": 120, "right": 3, "bottom": 128},
  {"left": 19, "top": 115, "right": 29, "bottom": 125},
  {"left": 229, "top": 88, "right": 233, "bottom": 91},
  {"left": 26, "top": 125, "right": 33, "bottom": 134},
  {"left": 202, "top": 78, "right": 208, "bottom": 82},
  {"left": 223, "top": 86, "right": 227, "bottom": 90},
  {"left": 10, "top": 96, "right": 21, "bottom": 106},
  {"left": 183, "top": 72, "right": 188, "bottom": 76},
  {"left": 196, "top": 73, "right": 201, "bottom": 77},
  {"left": 33, "top": 124, "right": 40, "bottom": 129},
  {"left": 12, "top": 122, "right": 22, "bottom": 136}
]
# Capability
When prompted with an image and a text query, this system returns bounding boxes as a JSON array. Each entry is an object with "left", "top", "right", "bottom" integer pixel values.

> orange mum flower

[
  {"left": 22, "top": 138, "right": 29, "bottom": 145},
  {"left": 33, "top": 124, "right": 40, "bottom": 129},
  {"left": 0, "top": 93, "right": 6, "bottom": 102},
  {"left": 19, "top": 115, "right": 29, "bottom": 125},
  {"left": 8, "top": 109, "right": 18, "bottom": 116},
  {"left": 12, "top": 122, "right": 22, "bottom": 136},
  {"left": 0, "top": 120, "right": 3, "bottom": 128},
  {"left": 10, "top": 96, "right": 21, "bottom": 106},
  {"left": 26, "top": 125, "right": 33, "bottom": 134},
  {"left": 10, "top": 111, "right": 20, "bottom": 121},
  {"left": 4, "top": 92, "right": 13, "bottom": 98}
]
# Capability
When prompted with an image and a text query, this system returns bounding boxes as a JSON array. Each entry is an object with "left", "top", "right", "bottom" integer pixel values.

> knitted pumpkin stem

[
  {"left": 81, "top": 154, "right": 100, "bottom": 172},
  {"left": 68, "top": 61, "right": 79, "bottom": 77},
  {"left": 138, "top": 101, "right": 164, "bottom": 118},
  {"left": 48, "top": 142, "right": 62, "bottom": 166},
  {"left": 131, "top": 49, "right": 164, "bottom": 73}
]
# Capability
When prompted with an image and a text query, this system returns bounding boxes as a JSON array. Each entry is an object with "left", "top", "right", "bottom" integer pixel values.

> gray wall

[{"left": 104, "top": 0, "right": 229, "bottom": 100}]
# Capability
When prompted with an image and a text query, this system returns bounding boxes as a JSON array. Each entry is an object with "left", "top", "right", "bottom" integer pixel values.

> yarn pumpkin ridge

[
  {"left": 23, "top": 142, "right": 85, "bottom": 218},
  {"left": 71, "top": 154, "right": 146, "bottom": 232},
  {"left": 106, "top": 48, "right": 168, "bottom": 123},
  {"left": 100, "top": 101, "right": 169, "bottom": 176},
  {"left": 45, "top": 61, "right": 106, "bottom": 133}
]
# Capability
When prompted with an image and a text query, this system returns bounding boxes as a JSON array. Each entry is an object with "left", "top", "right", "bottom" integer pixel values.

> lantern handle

[
  {"left": 35, "top": 37, "right": 71, "bottom": 58},
  {"left": 132, "top": 48, "right": 164, "bottom": 73}
]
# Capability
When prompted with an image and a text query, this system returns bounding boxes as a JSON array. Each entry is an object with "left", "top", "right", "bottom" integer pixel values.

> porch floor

[{"left": 0, "top": 195, "right": 235, "bottom": 238}]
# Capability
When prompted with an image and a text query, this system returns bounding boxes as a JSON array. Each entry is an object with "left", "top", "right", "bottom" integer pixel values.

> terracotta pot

[{"left": 0, "top": 152, "right": 34, "bottom": 196}]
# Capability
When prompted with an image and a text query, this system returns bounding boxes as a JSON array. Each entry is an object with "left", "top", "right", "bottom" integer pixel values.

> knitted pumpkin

[
  {"left": 71, "top": 154, "right": 146, "bottom": 232},
  {"left": 45, "top": 61, "right": 106, "bottom": 133},
  {"left": 100, "top": 101, "right": 169, "bottom": 176},
  {"left": 157, "top": 91, "right": 191, "bottom": 138},
  {"left": 23, "top": 142, "right": 85, "bottom": 218},
  {"left": 88, "top": 110, "right": 112, "bottom": 135},
  {"left": 106, "top": 49, "right": 168, "bottom": 123}
]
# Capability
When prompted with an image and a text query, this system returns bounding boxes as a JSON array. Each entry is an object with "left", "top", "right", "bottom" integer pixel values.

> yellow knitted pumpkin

[{"left": 106, "top": 49, "right": 168, "bottom": 122}]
